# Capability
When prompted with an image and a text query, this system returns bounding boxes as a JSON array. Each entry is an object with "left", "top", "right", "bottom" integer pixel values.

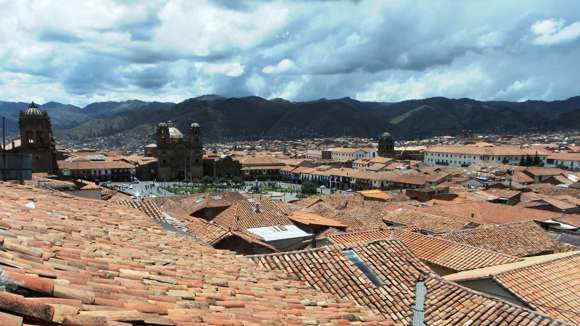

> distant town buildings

[{"left": 424, "top": 143, "right": 548, "bottom": 167}]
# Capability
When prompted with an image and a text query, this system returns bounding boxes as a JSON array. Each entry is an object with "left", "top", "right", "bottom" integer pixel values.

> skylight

[{"left": 343, "top": 249, "right": 384, "bottom": 287}]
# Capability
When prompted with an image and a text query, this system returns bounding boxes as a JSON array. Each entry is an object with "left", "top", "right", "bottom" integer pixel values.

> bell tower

[
  {"left": 378, "top": 132, "right": 395, "bottom": 158},
  {"left": 19, "top": 102, "right": 57, "bottom": 173},
  {"left": 189, "top": 122, "right": 203, "bottom": 179}
]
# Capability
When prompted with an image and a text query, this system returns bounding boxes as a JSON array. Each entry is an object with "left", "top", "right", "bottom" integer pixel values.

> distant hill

[{"left": 0, "top": 95, "right": 578, "bottom": 143}]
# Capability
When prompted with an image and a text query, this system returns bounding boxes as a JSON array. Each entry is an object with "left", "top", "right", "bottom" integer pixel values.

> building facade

[
  {"left": 424, "top": 145, "right": 548, "bottom": 167},
  {"left": 327, "top": 147, "right": 377, "bottom": 161},
  {"left": 155, "top": 121, "right": 203, "bottom": 181},
  {"left": 58, "top": 160, "right": 136, "bottom": 182},
  {"left": 203, "top": 155, "right": 241, "bottom": 179}
]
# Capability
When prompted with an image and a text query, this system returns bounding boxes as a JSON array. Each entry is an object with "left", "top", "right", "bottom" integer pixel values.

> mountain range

[{"left": 0, "top": 95, "right": 579, "bottom": 144}]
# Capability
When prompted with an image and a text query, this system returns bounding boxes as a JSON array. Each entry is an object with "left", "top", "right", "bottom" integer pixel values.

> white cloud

[
  {"left": 0, "top": 0, "right": 580, "bottom": 105},
  {"left": 196, "top": 62, "right": 245, "bottom": 77},
  {"left": 531, "top": 18, "right": 580, "bottom": 45},
  {"left": 355, "top": 65, "right": 491, "bottom": 102},
  {"left": 262, "top": 59, "right": 296, "bottom": 74}
]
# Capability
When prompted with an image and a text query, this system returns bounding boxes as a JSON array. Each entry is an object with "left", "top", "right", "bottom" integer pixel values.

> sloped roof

[
  {"left": 383, "top": 208, "right": 469, "bottom": 233},
  {"left": 0, "top": 182, "right": 379, "bottom": 325},
  {"left": 300, "top": 197, "right": 388, "bottom": 231},
  {"left": 392, "top": 230, "right": 520, "bottom": 271},
  {"left": 357, "top": 189, "right": 392, "bottom": 201},
  {"left": 414, "top": 201, "right": 561, "bottom": 224},
  {"left": 440, "top": 221, "right": 566, "bottom": 257},
  {"left": 288, "top": 211, "right": 347, "bottom": 228},
  {"left": 251, "top": 240, "right": 564, "bottom": 325},
  {"left": 328, "top": 229, "right": 520, "bottom": 272},
  {"left": 213, "top": 199, "right": 293, "bottom": 230},
  {"left": 493, "top": 254, "right": 580, "bottom": 324},
  {"left": 327, "top": 228, "right": 393, "bottom": 244}
]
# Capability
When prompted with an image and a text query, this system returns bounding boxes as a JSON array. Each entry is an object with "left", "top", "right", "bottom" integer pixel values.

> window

[{"left": 343, "top": 249, "right": 383, "bottom": 287}]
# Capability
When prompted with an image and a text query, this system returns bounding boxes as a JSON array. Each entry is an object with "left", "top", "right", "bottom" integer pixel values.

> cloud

[
  {"left": 531, "top": 18, "right": 580, "bottom": 45},
  {"left": 262, "top": 59, "right": 296, "bottom": 74},
  {"left": 0, "top": 0, "right": 579, "bottom": 106}
]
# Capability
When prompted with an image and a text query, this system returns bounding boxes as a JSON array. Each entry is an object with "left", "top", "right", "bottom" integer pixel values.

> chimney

[{"left": 254, "top": 203, "right": 261, "bottom": 213}]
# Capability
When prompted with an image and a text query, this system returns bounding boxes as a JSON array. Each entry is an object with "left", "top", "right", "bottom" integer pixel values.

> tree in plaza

[
  {"left": 301, "top": 181, "right": 318, "bottom": 195},
  {"left": 201, "top": 176, "right": 213, "bottom": 185}
]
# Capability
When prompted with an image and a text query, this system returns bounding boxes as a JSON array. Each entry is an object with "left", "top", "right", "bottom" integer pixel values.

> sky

[{"left": 1, "top": 0, "right": 580, "bottom": 106}]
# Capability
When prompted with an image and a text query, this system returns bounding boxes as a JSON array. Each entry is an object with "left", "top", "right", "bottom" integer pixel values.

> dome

[
  {"left": 22, "top": 102, "right": 43, "bottom": 117},
  {"left": 190, "top": 122, "right": 200, "bottom": 128},
  {"left": 168, "top": 127, "right": 183, "bottom": 139},
  {"left": 381, "top": 132, "right": 392, "bottom": 139}
]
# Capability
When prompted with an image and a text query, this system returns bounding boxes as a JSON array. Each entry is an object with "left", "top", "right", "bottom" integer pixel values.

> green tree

[
  {"left": 201, "top": 176, "right": 214, "bottom": 185},
  {"left": 301, "top": 181, "right": 318, "bottom": 195},
  {"left": 533, "top": 154, "right": 543, "bottom": 166}
]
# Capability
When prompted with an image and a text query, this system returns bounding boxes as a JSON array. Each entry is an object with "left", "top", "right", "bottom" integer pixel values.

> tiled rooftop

[
  {"left": 251, "top": 240, "right": 564, "bottom": 325},
  {"left": 295, "top": 195, "right": 390, "bottom": 231},
  {"left": 413, "top": 201, "right": 564, "bottom": 224},
  {"left": 0, "top": 182, "right": 380, "bottom": 325},
  {"left": 213, "top": 200, "right": 293, "bottom": 230},
  {"left": 327, "top": 229, "right": 520, "bottom": 272},
  {"left": 383, "top": 208, "right": 469, "bottom": 233},
  {"left": 493, "top": 254, "right": 580, "bottom": 324},
  {"left": 440, "top": 221, "right": 568, "bottom": 257}
]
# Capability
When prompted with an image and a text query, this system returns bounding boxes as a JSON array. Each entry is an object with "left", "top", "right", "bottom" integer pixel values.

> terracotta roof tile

[
  {"left": 441, "top": 221, "right": 567, "bottom": 257},
  {"left": 412, "top": 201, "right": 563, "bottom": 224},
  {"left": 493, "top": 254, "right": 580, "bottom": 324},
  {"left": 0, "top": 182, "right": 379, "bottom": 325},
  {"left": 383, "top": 208, "right": 468, "bottom": 233},
  {"left": 288, "top": 211, "right": 347, "bottom": 228},
  {"left": 327, "top": 229, "right": 520, "bottom": 272},
  {"left": 251, "top": 240, "right": 564, "bottom": 325}
]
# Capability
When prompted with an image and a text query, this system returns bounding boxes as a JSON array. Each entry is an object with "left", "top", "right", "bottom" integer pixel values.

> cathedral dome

[
  {"left": 22, "top": 102, "right": 43, "bottom": 117},
  {"left": 168, "top": 127, "right": 183, "bottom": 139},
  {"left": 191, "top": 122, "right": 200, "bottom": 128},
  {"left": 381, "top": 132, "right": 392, "bottom": 139}
]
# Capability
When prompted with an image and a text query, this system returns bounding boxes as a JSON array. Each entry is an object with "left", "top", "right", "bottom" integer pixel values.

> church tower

[
  {"left": 189, "top": 122, "right": 203, "bottom": 179},
  {"left": 378, "top": 132, "right": 395, "bottom": 158},
  {"left": 19, "top": 102, "right": 57, "bottom": 173}
]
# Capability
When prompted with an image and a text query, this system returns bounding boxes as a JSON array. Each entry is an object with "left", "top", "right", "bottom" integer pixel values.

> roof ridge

[
  {"left": 494, "top": 252, "right": 580, "bottom": 278},
  {"left": 442, "top": 220, "right": 537, "bottom": 235},
  {"left": 248, "top": 239, "right": 401, "bottom": 258}
]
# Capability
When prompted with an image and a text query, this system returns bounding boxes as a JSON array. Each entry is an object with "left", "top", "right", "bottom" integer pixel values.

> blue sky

[{"left": 1, "top": 0, "right": 580, "bottom": 106}]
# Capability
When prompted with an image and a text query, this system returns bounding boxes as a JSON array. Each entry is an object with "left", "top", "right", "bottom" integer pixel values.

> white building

[
  {"left": 424, "top": 144, "right": 548, "bottom": 167},
  {"left": 328, "top": 147, "right": 377, "bottom": 161},
  {"left": 545, "top": 152, "right": 580, "bottom": 171}
]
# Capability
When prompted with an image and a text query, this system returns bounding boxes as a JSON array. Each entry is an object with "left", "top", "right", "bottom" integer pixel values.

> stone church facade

[
  {"left": 155, "top": 121, "right": 203, "bottom": 181},
  {"left": 15, "top": 103, "right": 58, "bottom": 174}
]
